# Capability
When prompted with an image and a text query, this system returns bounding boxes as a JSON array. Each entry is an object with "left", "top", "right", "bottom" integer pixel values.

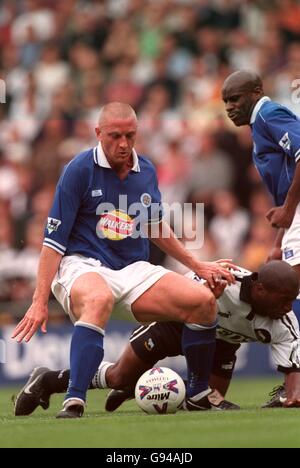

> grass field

[{"left": 1, "top": 377, "right": 300, "bottom": 448}]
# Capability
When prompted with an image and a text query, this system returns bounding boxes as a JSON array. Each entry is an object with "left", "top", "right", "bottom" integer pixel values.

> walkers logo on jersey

[
  {"left": 47, "top": 218, "right": 61, "bottom": 235},
  {"left": 279, "top": 132, "right": 291, "bottom": 151},
  {"left": 97, "top": 210, "right": 134, "bottom": 241}
]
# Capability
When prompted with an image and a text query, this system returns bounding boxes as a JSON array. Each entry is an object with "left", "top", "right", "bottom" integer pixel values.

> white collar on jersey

[
  {"left": 94, "top": 143, "right": 140, "bottom": 172},
  {"left": 250, "top": 96, "right": 271, "bottom": 125}
]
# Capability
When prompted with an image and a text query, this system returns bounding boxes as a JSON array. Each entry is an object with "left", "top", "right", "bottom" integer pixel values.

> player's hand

[
  {"left": 211, "top": 279, "right": 228, "bottom": 299},
  {"left": 215, "top": 259, "right": 240, "bottom": 271},
  {"left": 266, "top": 206, "right": 294, "bottom": 229},
  {"left": 194, "top": 259, "right": 237, "bottom": 289},
  {"left": 11, "top": 303, "right": 48, "bottom": 343}
]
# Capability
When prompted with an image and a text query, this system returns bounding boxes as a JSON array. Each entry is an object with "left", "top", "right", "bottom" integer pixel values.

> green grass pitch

[{"left": 1, "top": 377, "right": 300, "bottom": 448}]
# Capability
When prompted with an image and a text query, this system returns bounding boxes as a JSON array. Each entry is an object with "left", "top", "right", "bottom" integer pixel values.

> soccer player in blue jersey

[
  {"left": 12, "top": 102, "right": 235, "bottom": 418},
  {"left": 222, "top": 71, "right": 300, "bottom": 403},
  {"left": 222, "top": 71, "right": 300, "bottom": 304}
]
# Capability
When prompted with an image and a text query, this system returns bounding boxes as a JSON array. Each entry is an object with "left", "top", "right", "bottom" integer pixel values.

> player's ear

[{"left": 95, "top": 127, "right": 101, "bottom": 138}]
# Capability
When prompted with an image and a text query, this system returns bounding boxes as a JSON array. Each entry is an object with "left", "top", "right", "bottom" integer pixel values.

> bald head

[
  {"left": 258, "top": 261, "right": 299, "bottom": 293},
  {"left": 95, "top": 102, "right": 138, "bottom": 171},
  {"left": 222, "top": 70, "right": 264, "bottom": 126},
  {"left": 250, "top": 261, "right": 299, "bottom": 320},
  {"left": 222, "top": 70, "right": 263, "bottom": 95},
  {"left": 98, "top": 102, "right": 137, "bottom": 128}
]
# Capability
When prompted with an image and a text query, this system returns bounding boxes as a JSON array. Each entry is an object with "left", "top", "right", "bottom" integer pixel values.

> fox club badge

[{"left": 140, "top": 193, "right": 152, "bottom": 208}]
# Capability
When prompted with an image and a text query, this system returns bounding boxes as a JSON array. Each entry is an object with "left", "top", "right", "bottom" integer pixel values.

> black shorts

[{"left": 129, "top": 322, "right": 240, "bottom": 379}]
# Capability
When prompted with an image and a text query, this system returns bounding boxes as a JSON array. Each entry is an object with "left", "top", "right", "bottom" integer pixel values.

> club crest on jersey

[
  {"left": 279, "top": 132, "right": 291, "bottom": 151},
  {"left": 47, "top": 218, "right": 61, "bottom": 235},
  {"left": 97, "top": 210, "right": 134, "bottom": 241},
  {"left": 140, "top": 193, "right": 152, "bottom": 208}
]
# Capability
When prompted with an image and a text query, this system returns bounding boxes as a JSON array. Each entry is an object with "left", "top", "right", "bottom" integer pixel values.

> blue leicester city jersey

[
  {"left": 43, "top": 144, "right": 163, "bottom": 270},
  {"left": 251, "top": 98, "right": 300, "bottom": 206}
]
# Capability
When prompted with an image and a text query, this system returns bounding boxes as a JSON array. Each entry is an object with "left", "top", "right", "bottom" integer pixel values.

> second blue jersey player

[
  {"left": 12, "top": 102, "right": 235, "bottom": 418},
  {"left": 222, "top": 70, "right": 300, "bottom": 318}
]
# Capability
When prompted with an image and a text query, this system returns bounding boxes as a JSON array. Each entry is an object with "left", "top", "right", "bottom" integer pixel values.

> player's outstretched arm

[
  {"left": 283, "top": 372, "right": 300, "bottom": 407},
  {"left": 148, "top": 221, "right": 236, "bottom": 288},
  {"left": 12, "top": 247, "right": 63, "bottom": 343}
]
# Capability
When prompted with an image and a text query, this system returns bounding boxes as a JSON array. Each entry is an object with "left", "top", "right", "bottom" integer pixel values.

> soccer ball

[{"left": 135, "top": 367, "right": 186, "bottom": 414}]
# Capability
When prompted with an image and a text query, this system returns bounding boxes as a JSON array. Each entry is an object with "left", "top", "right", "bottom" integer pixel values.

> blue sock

[
  {"left": 66, "top": 322, "right": 104, "bottom": 402},
  {"left": 293, "top": 299, "right": 300, "bottom": 324},
  {"left": 182, "top": 322, "right": 217, "bottom": 398}
]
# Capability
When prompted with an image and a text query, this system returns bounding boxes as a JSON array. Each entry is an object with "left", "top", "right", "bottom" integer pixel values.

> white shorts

[
  {"left": 282, "top": 203, "right": 300, "bottom": 266},
  {"left": 51, "top": 255, "right": 171, "bottom": 323}
]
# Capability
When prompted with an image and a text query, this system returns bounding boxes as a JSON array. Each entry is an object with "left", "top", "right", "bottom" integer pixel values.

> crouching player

[{"left": 14, "top": 261, "right": 300, "bottom": 415}]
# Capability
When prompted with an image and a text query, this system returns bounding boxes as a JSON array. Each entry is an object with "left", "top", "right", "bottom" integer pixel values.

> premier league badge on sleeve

[{"left": 47, "top": 218, "right": 62, "bottom": 235}]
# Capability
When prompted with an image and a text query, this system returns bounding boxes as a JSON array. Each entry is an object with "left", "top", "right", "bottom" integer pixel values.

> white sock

[{"left": 91, "top": 361, "right": 114, "bottom": 389}]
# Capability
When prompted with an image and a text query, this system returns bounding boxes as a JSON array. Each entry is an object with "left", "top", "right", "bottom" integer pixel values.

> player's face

[
  {"left": 222, "top": 86, "right": 256, "bottom": 127},
  {"left": 253, "top": 285, "right": 298, "bottom": 320},
  {"left": 96, "top": 117, "right": 137, "bottom": 166}
]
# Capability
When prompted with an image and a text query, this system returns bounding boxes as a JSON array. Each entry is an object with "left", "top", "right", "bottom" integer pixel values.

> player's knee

[
  {"left": 186, "top": 289, "right": 217, "bottom": 325},
  {"left": 80, "top": 290, "right": 114, "bottom": 321}
]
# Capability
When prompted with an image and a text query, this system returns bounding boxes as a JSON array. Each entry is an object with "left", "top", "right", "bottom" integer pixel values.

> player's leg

[
  {"left": 131, "top": 272, "right": 217, "bottom": 405},
  {"left": 56, "top": 272, "right": 114, "bottom": 418},
  {"left": 281, "top": 211, "right": 300, "bottom": 322},
  {"left": 103, "top": 343, "right": 153, "bottom": 412},
  {"left": 292, "top": 265, "right": 300, "bottom": 322},
  {"left": 105, "top": 322, "right": 240, "bottom": 411},
  {"left": 209, "top": 340, "right": 240, "bottom": 397},
  {"left": 105, "top": 321, "right": 183, "bottom": 411}
]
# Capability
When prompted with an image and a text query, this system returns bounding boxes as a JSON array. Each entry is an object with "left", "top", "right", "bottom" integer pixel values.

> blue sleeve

[
  {"left": 147, "top": 168, "right": 164, "bottom": 225},
  {"left": 43, "top": 161, "right": 84, "bottom": 255},
  {"left": 263, "top": 109, "right": 300, "bottom": 162}
]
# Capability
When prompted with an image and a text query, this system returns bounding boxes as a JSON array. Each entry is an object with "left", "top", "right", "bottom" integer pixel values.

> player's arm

[
  {"left": 271, "top": 312, "right": 300, "bottom": 406},
  {"left": 12, "top": 161, "right": 84, "bottom": 343},
  {"left": 12, "top": 247, "right": 62, "bottom": 343},
  {"left": 264, "top": 110, "right": 300, "bottom": 228},
  {"left": 148, "top": 220, "right": 235, "bottom": 288},
  {"left": 267, "top": 228, "right": 284, "bottom": 262},
  {"left": 266, "top": 162, "right": 300, "bottom": 228}
]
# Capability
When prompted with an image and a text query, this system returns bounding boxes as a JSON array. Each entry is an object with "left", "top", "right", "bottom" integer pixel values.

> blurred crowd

[{"left": 1, "top": 0, "right": 300, "bottom": 306}]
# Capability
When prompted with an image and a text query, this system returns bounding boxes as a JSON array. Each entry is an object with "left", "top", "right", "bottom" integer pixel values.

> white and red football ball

[{"left": 135, "top": 367, "right": 186, "bottom": 414}]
